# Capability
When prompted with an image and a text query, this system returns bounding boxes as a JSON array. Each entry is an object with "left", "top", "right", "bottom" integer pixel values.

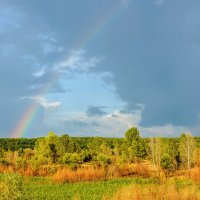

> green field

[
  {"left": 1, "top": 173, "right": 200, "bottom": 200},
  {"left": 22, "top": 177, "right": 200, "bottom": 200},
  {"left": 22, "top": 177, "right": 158, "bottom": 200}
]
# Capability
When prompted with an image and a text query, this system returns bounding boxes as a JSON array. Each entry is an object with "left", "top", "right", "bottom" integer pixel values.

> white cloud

[
  {"left": 54, "top": 50, "right": 102, "bottom": 72},
  {"left": 95, "top": 111, "right": 142, "bottom": 136},
  {"left": 49, "top": 107, "right": 143, "bottom": 137},
  {"left": 37, "top": 32, "right": 58, "bottom": 43},
  {"left": 30, "top": 84, "right": 44, "bottom": 90},
  {"left": 36, "top": 32, "right": 64, "bottom": 55},
  {"left": 21, "top": 96, "right": 61, "bottom": 110},
  {"left": 32, "top": 66, "right": 46, "bottom": 78},
  {"left": 42, "top": 44, "right": 64, "bottom": 55},
  {"left": 140, "top": 124, "right": 189, "bottom": 137}
]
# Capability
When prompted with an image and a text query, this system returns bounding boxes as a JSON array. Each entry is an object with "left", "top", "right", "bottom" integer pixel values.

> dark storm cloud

[
  {"left": 86, "top": 106, "right": 107, "bottom": 117},
  {"left": 2, "top": 0, "right": 200, "bottom": 137},
  {"left": 90, "top": 0, "right": 200, "bottom": 127},
  {"left": 53, "top": 119, "right": 101, "bottom": 136},
  {"left": 120, "top": 103, "right": 144, "bottom": 114}
]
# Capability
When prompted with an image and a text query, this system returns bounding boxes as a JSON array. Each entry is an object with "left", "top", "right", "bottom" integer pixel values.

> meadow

[
  {"left": 23, "top": 177, "right": 156, "bottom": 200},
  {"left": 1, "top": 174, "right": 200, "bottom": 200}
]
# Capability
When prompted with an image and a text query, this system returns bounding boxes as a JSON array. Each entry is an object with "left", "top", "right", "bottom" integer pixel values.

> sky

[{"left": 1, "top": 0, "right": 200, "bottom": 138}]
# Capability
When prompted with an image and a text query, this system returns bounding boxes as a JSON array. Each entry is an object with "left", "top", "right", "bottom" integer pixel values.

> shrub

[
  {"left": 96, "top": 154, "right": 111, "bottom": 166},
  {"left": 52, "top": 167, "right": 105, "bottom": 183},
  {"left": 160, "top": 154, "right": 177, "bottom": 175}
]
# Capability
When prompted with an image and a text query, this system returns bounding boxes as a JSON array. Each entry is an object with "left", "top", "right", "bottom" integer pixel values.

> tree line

[{"left": 0, "top": 128, "right": 199, "bottom": 175}]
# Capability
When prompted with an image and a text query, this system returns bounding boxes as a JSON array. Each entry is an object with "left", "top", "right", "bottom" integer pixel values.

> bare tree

[
  {"left": 149, "top": 137, "right": 162, "bottom": 176},
  {"left": 179, "top": 133, "right": 196, "bottom": 176}
]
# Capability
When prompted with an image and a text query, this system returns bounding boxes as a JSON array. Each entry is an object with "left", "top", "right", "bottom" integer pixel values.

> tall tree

[
  {"left": 59, "top": 134, "right": 70, "bottom": 155},
  {"left": 125, "top": 127, "right": 140, "bottom": 146},
  {"left": 124, "top": 127, "right": 144, "bottom": 162},
  {"left": 160, "top": 138, "right": 179, "bottom": 173},
  {"left": 34, "top": 131, "right": 61, "bottom": 164}
]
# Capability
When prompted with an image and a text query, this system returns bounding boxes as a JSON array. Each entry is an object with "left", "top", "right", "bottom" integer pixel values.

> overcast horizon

[{"left": 1, "top": 0, "right": 200, "bottom": 138}]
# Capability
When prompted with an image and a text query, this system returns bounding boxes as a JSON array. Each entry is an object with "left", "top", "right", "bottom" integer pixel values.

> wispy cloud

[
  {"left": 21, "top": 96, "right": 61, "bottom": 110},
  {"left": 37, "top": 32, "right": 58, "bottom": 43},
  {"left": 54, "top": 50, "right": 102, "bottom": 73},
  {"left": 42, "top": 43, "right": 64, "bottom": 55},
  {"left": 0, "top": 7, "right": 24, "bottom": 34},
  {"left": 33, "top": 66, "right": 46, "bottom": 78},
  {"left": 140, "top": 124, "right": 189, "bottom": 137}
]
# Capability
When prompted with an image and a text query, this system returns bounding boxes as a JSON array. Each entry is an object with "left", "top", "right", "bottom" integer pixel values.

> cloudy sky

[{"left": 1, "top": 0, "right": 200, "bottom": 138}]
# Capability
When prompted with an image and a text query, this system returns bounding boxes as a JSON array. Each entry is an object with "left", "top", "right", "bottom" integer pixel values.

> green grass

[
  {"left": 2, "top": 174, "right": 199, "bottom": 200},
  {"left": 22, "top": 177, "right": 158, "bottom": 200}
]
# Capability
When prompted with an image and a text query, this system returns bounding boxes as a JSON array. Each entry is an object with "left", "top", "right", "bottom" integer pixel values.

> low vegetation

[
  {"left": 0, "top": 127, "right": 200, "bottom": 199},
  {"left": 0, "top": 173, "right": 23, "bottom": 200},
  {"left": 111, "top": 180, "right": 200, "bottom": 200}
]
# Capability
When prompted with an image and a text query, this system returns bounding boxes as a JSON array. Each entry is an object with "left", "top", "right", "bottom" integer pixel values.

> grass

[
  {"left": 1, "top": 172, "right": 200, "bottom": 200},
  {"left": 21, "top": 177, "right": 200, "bottom": 200},
  {"left": 111, "top": 180, "right": 200, "bottom": 200},
  {"left": 22, "top": 177, "right": 158, "bottom": 200}
]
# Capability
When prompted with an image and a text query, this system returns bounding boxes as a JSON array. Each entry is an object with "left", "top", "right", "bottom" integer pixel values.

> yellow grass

[{"left": 111, "top": 183, "right": 200, "bottom": 200}]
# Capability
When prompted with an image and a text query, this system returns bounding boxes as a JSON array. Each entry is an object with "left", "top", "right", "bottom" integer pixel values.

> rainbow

[
  {"left": 10, "top": 103, "right": 39, "bottom": 138},
  {"left": 10, "top": 0, "right": 128, "bottom": 138}
]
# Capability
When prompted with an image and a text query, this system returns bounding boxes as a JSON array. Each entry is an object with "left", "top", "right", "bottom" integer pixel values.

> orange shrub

[
  {"left": 52, "top": 167, "right": 105, "bottom": 183},
  {"left": 110, "top": 164, "right": 150, "bottom": 178},
  {"left": 52, "top": 163, "right": 150, "bottom": 183},
  {"left": 191, "top": 167, "right": 200, "bottom": 183},
  {"left": 0, "top": 164, "right": 14, "bottom": 173}
]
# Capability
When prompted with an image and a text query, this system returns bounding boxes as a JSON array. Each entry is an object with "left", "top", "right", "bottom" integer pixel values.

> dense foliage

[
  {"left": 0, "top": 128, "right": 199, "bottom": 175},
  {"left": 0, "top": 138, "right": 37, "bottom": 151}
]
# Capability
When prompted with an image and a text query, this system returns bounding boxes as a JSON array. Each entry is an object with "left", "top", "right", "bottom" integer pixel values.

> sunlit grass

[
  {"left": 110, "top": 179, "right": 200, "bottom": 200},
  {"left": 22, "top": 177, "right": 158, "bottom": 200},
  {"left": 1, "top": 171, "right": 200, "bottom": 200}
]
